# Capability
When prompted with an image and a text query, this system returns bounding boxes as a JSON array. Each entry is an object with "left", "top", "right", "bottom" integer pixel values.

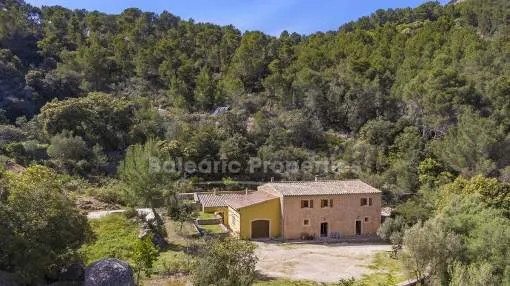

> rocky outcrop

[
  {"left": 76, "top": 196, "right": 121, "bottom": 211},
  {"left": 84, "top": 259, "right": 134, "bottom": 286}
]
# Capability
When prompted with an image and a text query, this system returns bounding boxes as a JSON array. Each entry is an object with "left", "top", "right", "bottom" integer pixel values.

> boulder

[
  {"left": 0, "top": 271, "right": 18, "bottom": 286},
  {"left": 84, "top": 259, "right": 134, "bottom": 286}
]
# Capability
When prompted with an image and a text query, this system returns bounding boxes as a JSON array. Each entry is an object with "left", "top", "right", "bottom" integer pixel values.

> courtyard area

[{"left": 255, "top": 242, "right": 394, "bottom": 283}]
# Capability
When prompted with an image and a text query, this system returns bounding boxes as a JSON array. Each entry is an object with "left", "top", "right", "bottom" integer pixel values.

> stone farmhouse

[{"left": 195, "top": 180, "right": 382, "bottom": 240}]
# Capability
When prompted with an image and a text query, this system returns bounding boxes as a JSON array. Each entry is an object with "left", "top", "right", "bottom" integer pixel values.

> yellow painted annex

[{"left": 227, "top": 198, "right": 281, "bottom": 240}]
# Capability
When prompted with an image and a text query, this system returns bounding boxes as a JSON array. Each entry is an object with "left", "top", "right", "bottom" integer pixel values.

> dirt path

[{"left": 255, "top": 242, "right": 391, "bottom": 282}]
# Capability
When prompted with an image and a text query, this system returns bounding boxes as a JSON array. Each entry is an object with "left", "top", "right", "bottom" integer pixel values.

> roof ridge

[
  {"left": 264, "top": 179, "right": 381, "bottom": 196},
  {"left": 269, "top": 179, "right": 362, "bottom": 184}
]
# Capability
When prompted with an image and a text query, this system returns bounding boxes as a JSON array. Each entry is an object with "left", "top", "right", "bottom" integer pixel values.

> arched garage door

[{"left": 251, "top": 220, "right": 270, "bottom": 239}]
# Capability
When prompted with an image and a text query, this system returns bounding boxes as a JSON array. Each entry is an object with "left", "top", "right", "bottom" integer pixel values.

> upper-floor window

[
  {"left": 321, "top": 199, "right": 333, "bottom": 208},
  {"left": 301, "top": 199, "right": 314, "bottom": 208},
  {"left": 360, "top": 198, "right": 373, "bottom": 206}
]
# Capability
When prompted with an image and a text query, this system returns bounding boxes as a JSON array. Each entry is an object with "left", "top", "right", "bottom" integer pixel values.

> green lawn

[
  {"left": 79, "top": 214, "right": 139, "bottom": 265},
  {"left": 196, "top": 211, "right": 218, "bottom": 220},
  {"left": 199, "top": 224, "right": 225, "bottom": 234}
]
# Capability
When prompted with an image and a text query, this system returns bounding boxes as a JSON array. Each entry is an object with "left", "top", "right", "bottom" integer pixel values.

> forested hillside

[
  {"left": 0, "top": 0, "right": 510, "bottom": 283},
  {"left": 1, "top": 0, "right": 509, "bottom": 193}
]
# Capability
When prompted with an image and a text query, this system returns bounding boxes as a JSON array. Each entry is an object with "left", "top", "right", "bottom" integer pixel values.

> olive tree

[{"left": 192, "top": 238, "right": 258, "bottom": 286}]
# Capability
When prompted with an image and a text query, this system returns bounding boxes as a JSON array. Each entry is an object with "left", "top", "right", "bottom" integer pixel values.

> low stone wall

[
  {"left": 396, "top": 275, "right": 428, "bottom": 286},
  {"left": 190, "top": 222, "right": 202, "bottom": 237},
  {"left": 177, "top": 193, "right": 195, "bottom": 200}
]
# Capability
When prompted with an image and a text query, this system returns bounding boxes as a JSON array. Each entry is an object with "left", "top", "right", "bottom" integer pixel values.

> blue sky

[{"left": 26, "top": 0, "right": 450, "bottom": 36}]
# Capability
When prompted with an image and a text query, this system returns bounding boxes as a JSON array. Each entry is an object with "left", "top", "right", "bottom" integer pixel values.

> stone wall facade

[{"left": 279, "top": 193, "right": 381, "bottom": 240}]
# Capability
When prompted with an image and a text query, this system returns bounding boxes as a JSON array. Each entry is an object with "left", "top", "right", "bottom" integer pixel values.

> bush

[
  {"left": 88, "top": 181, "right": 131, "bottom": 206},
  {"left": 47, "top": 130, "right": 89, "bottom": 161},
  {"left": 377, "top": 216, "right": 406, "bottom": 255},
  {"left": 0, "top": 124, "right": 25, "bottom": 144},
  {"left": 192, "top": 238, "right": 257, "bottom": 286}
]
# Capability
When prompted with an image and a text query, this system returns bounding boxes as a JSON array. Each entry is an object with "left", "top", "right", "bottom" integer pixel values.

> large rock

[
  {"left": 84, "top": 259, "right": 134, "bottom": 286},
  {"left": 0, "top": 271, "right": 18, "bottom": 286}
]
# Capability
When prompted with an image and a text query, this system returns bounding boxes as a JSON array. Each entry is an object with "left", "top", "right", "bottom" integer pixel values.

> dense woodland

[{"left": 0, "top": 0, "right": 509, "bottom": 285}]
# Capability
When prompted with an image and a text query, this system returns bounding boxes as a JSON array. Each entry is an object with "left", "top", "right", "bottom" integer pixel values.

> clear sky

[{"left": 26, "top": 0, "right": 450, "bottom": 36}]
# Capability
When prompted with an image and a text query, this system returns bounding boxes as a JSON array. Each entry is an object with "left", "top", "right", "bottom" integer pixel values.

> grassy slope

[{"left": 80, "top": 214, "right": 139, "bottom": 265}]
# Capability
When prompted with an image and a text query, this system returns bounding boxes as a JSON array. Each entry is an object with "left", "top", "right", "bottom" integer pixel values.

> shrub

[
  {"left": 88, "top": 181, "right": 131, "bottom": 206},
  {"left": 192, "top": 237, "right": 258, "bottom": 286},
  {"left": 47, "top": 130, "right": 89, "bottom": 161}
]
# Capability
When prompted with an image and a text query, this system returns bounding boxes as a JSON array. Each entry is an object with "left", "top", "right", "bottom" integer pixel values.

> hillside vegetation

[{"left": 0, "top": 0, "right": 509, "bottom": 284}]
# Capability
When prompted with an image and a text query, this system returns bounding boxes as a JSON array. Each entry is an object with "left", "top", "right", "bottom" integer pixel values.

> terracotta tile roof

[
  {"left": 195, "top": 193, "right": 246, "bottom": 208},
  {"left": 264, "top": 180, "right": 381, "bottom": 196},
  {"left": 224, "top": 191, "right": 278, "bottom": 210}
]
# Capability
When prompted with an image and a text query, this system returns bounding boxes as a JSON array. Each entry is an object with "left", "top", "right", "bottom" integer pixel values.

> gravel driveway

[{"left": 255, "top": 242, "right": 391, "bottom": 282}]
